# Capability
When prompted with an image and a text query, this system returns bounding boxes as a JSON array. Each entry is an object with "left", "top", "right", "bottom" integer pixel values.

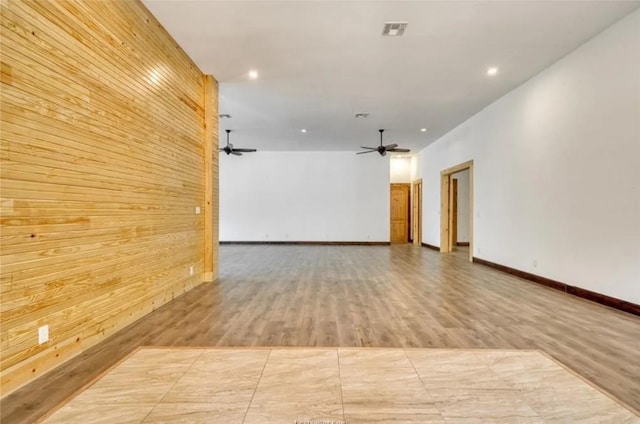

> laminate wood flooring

[{"left": 2, "top": 245, "right": 639, "bottom": 423}]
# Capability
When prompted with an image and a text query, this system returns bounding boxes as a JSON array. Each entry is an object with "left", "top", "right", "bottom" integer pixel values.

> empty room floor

[{"left": 2, "top": 245, "right": 639, "bottom": 423}]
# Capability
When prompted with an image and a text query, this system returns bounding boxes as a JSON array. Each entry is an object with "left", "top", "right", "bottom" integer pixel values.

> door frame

[
  {"left": 450, "top": 178, "right": 458, "bottom": 247},
  {"left": 440, "top": 160, "right": 474, "bottom": 261},
  {"left": 412, "top": 179, "right": 422, "bottom": 246}
]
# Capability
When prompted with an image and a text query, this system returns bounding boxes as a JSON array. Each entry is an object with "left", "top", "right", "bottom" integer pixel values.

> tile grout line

[
  {"left": 468, "top": 350, "right": 549, "bottom": 423},
  {"left": 241, "top": 348, "right": 272, "bottom": 424},
  {"left": 497, "top": 350, "right": 588, "bottom": 423},
  {"left": 336, "top": 348, "right": 346, "bottom": 422},
  {"left": 138, "top": 349, "right": 203, "bottom": 423},
  {"left": 468, "top": 350, "right": 551, "bottom": 422},
  {"left": 403, "top": 348, "right": 448, "bottom": 423}
]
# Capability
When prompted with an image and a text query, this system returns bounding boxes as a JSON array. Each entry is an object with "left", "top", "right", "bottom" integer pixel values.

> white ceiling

[{"left": 144, "top": 1, "right": 639, "bottom": 152}]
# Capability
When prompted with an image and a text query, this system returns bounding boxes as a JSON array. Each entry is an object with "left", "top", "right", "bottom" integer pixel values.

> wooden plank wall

[{"left": 0, "top": 0, "right": 218, "bottom": 396}]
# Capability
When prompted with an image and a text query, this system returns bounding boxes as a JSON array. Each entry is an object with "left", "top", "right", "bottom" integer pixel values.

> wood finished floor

[{"left": 2, "top": 244, "right": 639, "bottom": 423}]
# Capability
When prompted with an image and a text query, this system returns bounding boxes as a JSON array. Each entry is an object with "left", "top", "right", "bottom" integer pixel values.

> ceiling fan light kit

[{"left": 356, "top": 129, "right": 411, "bottom": 157}]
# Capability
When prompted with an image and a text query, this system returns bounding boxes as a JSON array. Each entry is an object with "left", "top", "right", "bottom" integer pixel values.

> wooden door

[
  {"left": 390, "top": 184, "right": 410, "bottom": 243},
  {"left": 450, "top": 178, "right": 458, "bottom": 247},
  {"left": 412, "top": 180, "right": 422, "bottom": 246}
]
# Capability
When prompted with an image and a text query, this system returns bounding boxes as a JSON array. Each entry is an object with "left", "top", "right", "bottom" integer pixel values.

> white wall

[
  {"left": 453, "top": 169, "right": 470, "bottom": 243},
  {"left": 390, "top": 157, "right": 412, "bottom": 183},
  {"left": 418, "top": 10, "right": 640, "bottom": 304},
  {"left": 410, "top": 155, "right": 420, "bottom": 182},
  {"left": 220, "top": 152, "right": 390, "bottom": 242}
]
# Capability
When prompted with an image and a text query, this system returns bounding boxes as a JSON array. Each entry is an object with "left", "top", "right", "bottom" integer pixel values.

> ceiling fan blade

[
  {"left": 387, "top": 148, "right": 411, "bottom": 152},
  {"left": 231, "top": 151, "right": 243, "bottom": 156},
  {"left": 233, "top": 148, "right": 257, "bottom": 152},
  {"left": 219, "top": 148, "right": 226, "bottom": 152},
  {"left": 383, "top": 143, "right": 398, "bottom": 150},
  {"left": 359, "top": 146, "right": 377, "bottom": 150},
  {"left": 356, "top": 150, "right": 376, "bottom": 155}
]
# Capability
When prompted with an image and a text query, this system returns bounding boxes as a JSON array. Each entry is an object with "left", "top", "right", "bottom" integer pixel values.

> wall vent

[{"left": 382, "top": 22, "right": 408, "bottom": 37}]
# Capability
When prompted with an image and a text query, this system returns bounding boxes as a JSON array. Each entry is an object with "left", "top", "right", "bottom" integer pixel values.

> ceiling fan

[
  {"left": 219, "top": 130, "right": 257, "bottom": 156},
  {"left": 357, "top": 129, "right": 410, "bottom": 156}
]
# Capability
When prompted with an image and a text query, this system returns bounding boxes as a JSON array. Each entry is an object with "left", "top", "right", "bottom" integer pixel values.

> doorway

[
  {"left": 440, "top": 160, "right": 474, "bottom": 261},
  {"left": 412, "top": 179, "right": 422, "bottom": 246},
  {"left": 390, "top": 183, "right": 410, "bottom": 243},
  {"left": 449, "top": 169, "right": 471, "bottom": 250}
]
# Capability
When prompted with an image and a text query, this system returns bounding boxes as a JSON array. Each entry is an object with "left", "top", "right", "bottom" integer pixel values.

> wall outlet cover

[{"left": 38, "top": 325, "right": 49, "bottom": 344}]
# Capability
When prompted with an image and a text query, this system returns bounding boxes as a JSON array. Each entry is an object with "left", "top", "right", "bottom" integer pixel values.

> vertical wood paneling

[{"left": 0, "top": 0, "right": 218, "bottom": 396}]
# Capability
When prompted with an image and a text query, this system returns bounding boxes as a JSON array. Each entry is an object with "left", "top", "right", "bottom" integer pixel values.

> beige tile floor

[{"left": 40, "top": 348, "right": 639, "bottom": 424}]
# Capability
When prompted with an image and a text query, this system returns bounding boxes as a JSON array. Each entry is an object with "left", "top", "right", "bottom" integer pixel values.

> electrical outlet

[
  {"left": 38, "top": 325, "right": 49, "bottom": 344},
  {"left": 189, "top": 265, "right": 194, "bottom": 276},
  {"left": 195, "top": 206, "right": 201, "bottom": 215}
]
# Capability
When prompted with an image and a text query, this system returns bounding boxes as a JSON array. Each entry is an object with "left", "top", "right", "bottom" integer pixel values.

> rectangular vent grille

[
  {"left": 219, "top": 114, "right": 232, "bottom": 119},
  {"left": 382, "top": 22, "right": 407, "bottom": 37}
]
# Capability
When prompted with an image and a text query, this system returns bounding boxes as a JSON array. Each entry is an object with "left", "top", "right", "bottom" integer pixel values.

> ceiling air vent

[
  {"left": 219, "top": 114, "right": 232, "bottom": 119},
  {"left": 355, "top": 113, "right": 369, "bottom": 118},
  {"left": 382, "top": 22, "right": 407, "bottom": 37}
]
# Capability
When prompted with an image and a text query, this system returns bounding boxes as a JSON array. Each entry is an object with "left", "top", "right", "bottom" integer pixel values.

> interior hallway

[{"left": 2, "top": 245, "right": 639, "bottom": 422}]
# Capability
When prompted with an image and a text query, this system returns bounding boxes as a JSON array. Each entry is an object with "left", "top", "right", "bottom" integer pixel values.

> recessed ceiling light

[
  {"left": 301, "top": 129, "right": 307, "bottom": 133},
  {"left": 420, "top": 128, "right": 427, "bottom": 132},
  {"left": 487, "top": 67, "right": 499, "bottom": 76},
  {"left": 248, "top": 69, "right": 258, "bottom": 79}
]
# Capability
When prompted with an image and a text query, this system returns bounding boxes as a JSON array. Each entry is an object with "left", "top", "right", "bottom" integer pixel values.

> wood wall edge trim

[
  {"left": 472, "top": 257, "right": 640, "bottom": 317},
  {"left": 203, "top": 75, "right": 215, "bottom": 278}
]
